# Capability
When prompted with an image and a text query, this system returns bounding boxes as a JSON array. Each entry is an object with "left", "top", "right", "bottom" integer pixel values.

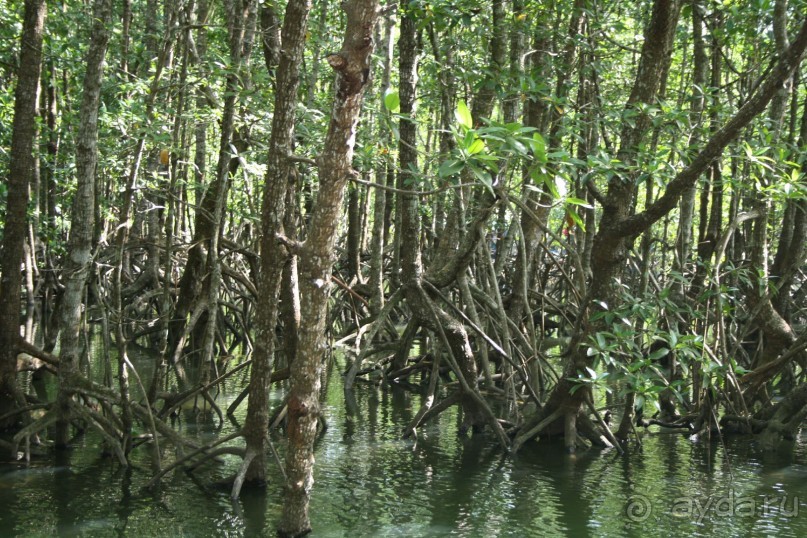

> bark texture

[
  {"left": 279, "top": 0, "right": 379, "bottom": 534},
  {"left": 236, "top": 0, "right": 312, "bottom": 497},
  {"left": 55, "top": 0, "right": 112, "bottom": 447},
  {"left": 0, "top": 0, "right": 46, "bottom": 429}
]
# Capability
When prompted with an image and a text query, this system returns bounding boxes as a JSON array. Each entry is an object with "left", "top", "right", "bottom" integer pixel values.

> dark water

[{"left": 2, "top": 351, "right": 807, "bottom": 537}]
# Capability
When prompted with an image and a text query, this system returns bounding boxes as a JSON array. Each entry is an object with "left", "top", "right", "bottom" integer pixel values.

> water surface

[{"left": 1, "top": 355, "right": 806, "bottom": 537}]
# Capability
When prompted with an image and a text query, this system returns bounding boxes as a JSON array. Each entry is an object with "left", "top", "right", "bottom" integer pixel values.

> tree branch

[{"left": 615, "top": 18, "right": 807, "bottom": 239}]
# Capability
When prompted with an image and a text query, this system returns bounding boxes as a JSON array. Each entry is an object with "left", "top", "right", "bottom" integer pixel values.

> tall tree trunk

[
  {"left": 395, "top": 9, "right": 508, "bottom": 444},
  {"left": 770, "top": 88, "right": 807, "bottom": 316},
  {"left": 367, "top": 13, "right": 394, "bottom": 313},
  {"left": 0, "top": 0, "right": 46, "bottom": 429},
  {"left": 690, "top": 10, "right": 724, "bottom": 299},
  {"left": 346, "top": 184, "right": 362, "bottom": 282},
  {"left": 279, "top": 0, "right": 379, "bottom": 534},
  {"left": 55, "top": 0, "right": 112, "bottom": 448},
  {"left": 39, "top": 58, "right": 60, "bottom": 353},
  {"left": 746, "top": 0, "right": 798, "bottom": 373},
  {"left": 672, "top": 0, "right": 708, "bottom": 298},
  {"left": 232, "top": 0, "right": 312, "bottom": 500},
  {"left": 195, "top": 0, "right": 255, "bottom": 382},
  {"left": 507, "top": 2, "right": 579, "bottom": 329},
  {"left": 519, "top": 0, "right": 681, "bottom": 450}
]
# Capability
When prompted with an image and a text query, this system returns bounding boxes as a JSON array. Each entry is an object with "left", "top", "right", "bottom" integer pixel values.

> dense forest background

[{"left": 1, "top": 0, "right": 807, "bottom": 534}]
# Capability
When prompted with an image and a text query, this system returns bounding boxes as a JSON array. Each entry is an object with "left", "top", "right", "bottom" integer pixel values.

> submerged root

[
  {"left": 511, "top": 395, "right": 617, "bottom": 454},
  {"left": 511, "top": 407, "right": 564, "bottom": 453}
]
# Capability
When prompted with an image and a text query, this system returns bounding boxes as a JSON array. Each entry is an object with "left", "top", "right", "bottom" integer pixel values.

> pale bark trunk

[
  {"left": 367, "top": 14, "right": 394, "bottom": 313},
  {"left": 746, "top": 0, "right": 799, "bottom": 380},
  {"left": 672, "top": 0, "right": 708, "bottom": 297},
  {"left": 55, "top": 0, "right": 111, "bottom": 448}
]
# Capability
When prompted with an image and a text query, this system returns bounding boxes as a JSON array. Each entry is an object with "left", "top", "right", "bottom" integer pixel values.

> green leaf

[
  {"left": 474, "top": 153, "right": 499, "bottom": 163},
  {"left": 468, "top": 164, "right": 494, "bottom": 195},
  {"left": 438, "top": 159, "right": 464, "bottom": 178},
  {"left": 463, "top": 130, "right": 476, "bottom": 149},
  {"left": 529, "top": 165, "right": 546, "bottom": 186},
  {"left": 455, "top": 100, "right": 473, "bottom": 131},
  {"left": 507, "top": 138, "right": 528, "bottom": 156},
  {"left": 531, "top": 133, "right": 546, "bottom": 163},
  {"left": 595, "top": 333, "right": 606, "bottom": 348},
  {"left": 543, "top": 174, "right": 559, "bottom": 198},
  {"left": 468, "top": 163, "right": 491, "bottom": 184},
  {"left": 565, "top": 207, "right": 586, "bottom": 232},
  {"left": 648, "top": 347, "right": 670, "bottom": 362},
  {"left": 384, "top": 90, "right": 400, "bottom": 112},
  {"left": 668, "top": 331, "right": 678, "bottom": 348},
  {"left": 565, "top": 197, "right": 593, "bottom": 209},
  {"left": 524, "top": 184, "right": 544, "bottom": 194},
  {"left": 467, "top": 138, "right": 485, "bottom": 155}
]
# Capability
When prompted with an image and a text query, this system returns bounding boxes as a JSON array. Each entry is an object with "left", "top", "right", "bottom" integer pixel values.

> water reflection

[{"left": 2, "top": 354, "right": 807, "bottom": 536}]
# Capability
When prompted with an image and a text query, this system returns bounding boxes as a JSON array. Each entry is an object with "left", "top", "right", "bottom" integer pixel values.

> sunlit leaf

[
  {"left": 648, "top": 347, "right": 669, "bottom": 362},
  {"left": 467, "top": 138, "right": 485, "bottom": 155},
  {"left": 565, "top": 207, "right": 586, "bottom": 232},
  {"left": 543, "top": 174, "right": 559, "bottom": 198},
  {"left": 455, "top": 100, "right": 473, "bottom": 130},
  {"left": 531, "top": 133, "right": 546, "bottom": 163},
  {"left": 383, "top": 90, "right": 400, "bottom": 112},
  {"left": 566, "top": 197, "right": 593, "bottom": 209}
]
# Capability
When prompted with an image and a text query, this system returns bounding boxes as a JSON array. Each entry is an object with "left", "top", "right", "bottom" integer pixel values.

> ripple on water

[{"left": 4, "top": 363, "right": 807, "bottom": 536}]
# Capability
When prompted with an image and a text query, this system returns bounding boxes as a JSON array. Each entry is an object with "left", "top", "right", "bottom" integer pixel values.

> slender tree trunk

[
  {"left": 519, "top": 0, "right": 682, "bottom": 450},
  {"left": 770, "top": 90, "right": 807, "bottom": 316},
  {"left": 39, "top": 58, "right": 60, "bottom": 352},
  {"left": 194, "top": 0, "right": 255, "bottom": 382},
  {"left": 368, "top": 13, "right": 394, "bottom": 313},
  {"left": 279, "top": 1, "right": 379, "bottom": 534},
  {"left": 55, "top": 0, "right": 112, "bottom": 448},
  {"left": 690, "top": 12, "right": 724, "bottom": 299},
  {"left": 233, "top": 0, "right": 312, "bottom": 499},
  {"left": 395, "top": 9, "right": 507, "bottom": 443},
  {"left": 0, "top": 0, "right": 47, "bottom": 429},
  {"left": 507, "top": 3, "right": 577, "bottom": 330},
  {"left": 672, "top": 0, "right": 707, "bottom": 296},
  {"left": 346, "top": 184, "right": 362, "bottom": 282},
  {"left": 747, "top": 0, "right": 797, "bottom": 371}
]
